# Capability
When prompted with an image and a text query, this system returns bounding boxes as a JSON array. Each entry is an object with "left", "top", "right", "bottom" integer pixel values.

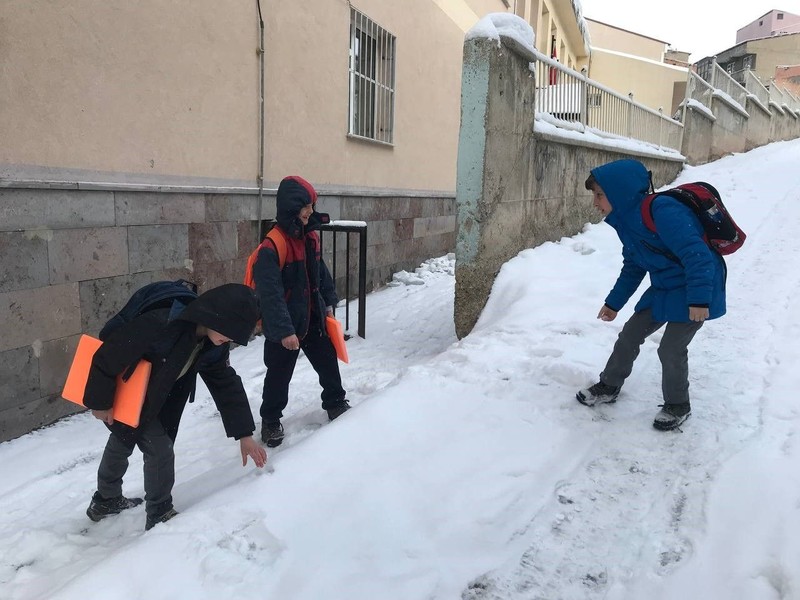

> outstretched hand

[
  {"left": 597, "top": 305, "right": 618, "bottom": 322},
  {"left": 240, "top": 436, "right": 267, "bottom": 468}
]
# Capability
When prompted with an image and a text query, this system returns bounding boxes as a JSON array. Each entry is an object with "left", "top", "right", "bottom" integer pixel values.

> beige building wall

[
  {"left": 747, "top": 34, "right": 800, "bottom": 84},
  {"left": 0, "top": 0, "right": 259, "bottom": 185},
  {"left": 521, "top": 0, "right": 590, "bottom": 70},
  {"left": 264, "top": 0, "right": 510, "bottom": 192},
  {"left": 1, "top": 0, "right": 514, "bottom": 193},
  {"left": 586, "top": 19, "right": 666, "bottom": 62},
  {"left": 589, "top": 49, "right": 688, "bottom": 114}
]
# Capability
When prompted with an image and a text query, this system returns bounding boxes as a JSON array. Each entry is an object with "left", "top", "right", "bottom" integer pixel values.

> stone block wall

[
  {"left": 745, "top": 98, "right": 772, "bottom": 151},
  {"left": 0, "top": 186, "right": 455, "bottom": 441},
  {"left": 454, "top": 35, "right": 684, "bottom": 339}
]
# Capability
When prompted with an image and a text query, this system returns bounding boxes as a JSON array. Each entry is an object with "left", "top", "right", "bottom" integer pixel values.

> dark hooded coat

[
  {"left": 83, "top": 284, "right": 260, "bottom": 445},
  {"left": 252, "top": 176, "right": 338, "bottom": 343},
  {"left": 591, "top": 159, "right": 726, "bottom": 322}
]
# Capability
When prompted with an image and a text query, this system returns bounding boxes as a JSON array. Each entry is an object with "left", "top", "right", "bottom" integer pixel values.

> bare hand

[
  {"left": 240, "top": 436, "right": 267, "bottom": 468},
  {"left": 281, "top": 334, "right": 300, "bottom": 351},
  {"left": 689, "top": 306, "right": 709, "bottom": 322},
  {"left": 91, "top": 409, "right": 114, "bottom": 425},
  {"left": 597, "top": 306, "right": 618, "bottom": 322}
]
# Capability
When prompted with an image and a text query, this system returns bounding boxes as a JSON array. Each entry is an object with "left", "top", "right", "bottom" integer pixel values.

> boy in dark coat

[
  {"left": 576, "top": 159, "right": 727, "bottom": 430},
  {"left": 252, "top": 175, "right": 349, "bottom": 448},
  {"left": 84, "top": 283, "right": 267, "bottom": 530}
]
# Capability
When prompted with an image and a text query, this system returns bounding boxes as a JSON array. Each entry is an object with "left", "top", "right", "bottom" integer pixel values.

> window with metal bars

[{"left": 348, "top": 8, "right": 396, "bottom": 144}]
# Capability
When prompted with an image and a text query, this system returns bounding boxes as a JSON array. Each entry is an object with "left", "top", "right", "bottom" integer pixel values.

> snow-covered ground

[{"left": 2, "top": 140, "right": 800, "bottom": 599}]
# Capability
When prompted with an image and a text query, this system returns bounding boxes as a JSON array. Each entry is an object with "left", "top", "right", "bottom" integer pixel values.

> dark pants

[
  {"left": 97, "top": 418, "right": 174, "bottom": 518},
  {"left": 260, "top": 321, "right": 346, "bottom": 422},
  {"left": 600, "top": 308, "right": 703, "bottom": 406}
]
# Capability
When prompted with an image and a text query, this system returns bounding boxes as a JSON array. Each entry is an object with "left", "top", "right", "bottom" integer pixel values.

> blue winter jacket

[{"left": 592, "top": 159, "right": 726, "bottom": 322}]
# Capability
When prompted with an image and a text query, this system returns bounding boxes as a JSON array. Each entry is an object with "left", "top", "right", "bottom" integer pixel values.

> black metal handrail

[{"left": 319, "top": 222, "right": 367, "bottom": 338}]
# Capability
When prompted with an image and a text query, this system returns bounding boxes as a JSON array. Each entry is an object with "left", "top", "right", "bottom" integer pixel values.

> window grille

[{"left": 348, "top": 8, "right": 396, "bottom": 144}]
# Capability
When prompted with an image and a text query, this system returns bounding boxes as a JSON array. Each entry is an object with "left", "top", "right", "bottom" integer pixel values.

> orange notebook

[
  {"left": 62, "top": 334, "right": 151, "bottom": 428},
  {"left": 325, "top": 316, "right": 349, "bottom": 364}
]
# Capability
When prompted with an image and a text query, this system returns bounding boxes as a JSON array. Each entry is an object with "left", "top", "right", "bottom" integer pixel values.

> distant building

[
  {"left": 695, "top": 31, "right": 800, "bottom": 88},
  {"left": 774, "top": 64, "right": 800, "bottom": 96},
  {"left": 583, "top": 18, "right": 689, "bottom": 115},
  {"left": 736, "top": 9, "right": 800, "bottom": 44},
  {"left": 664, "top": 49, "right": 691, "bottom": 68}
]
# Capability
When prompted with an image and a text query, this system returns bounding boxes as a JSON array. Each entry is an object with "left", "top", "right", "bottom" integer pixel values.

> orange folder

[
  {"left": 325, "top": 316, "right": 349, "bottom": 364},
  {"left": 62, "top": 334, "right": 151, "bottom": 428}
]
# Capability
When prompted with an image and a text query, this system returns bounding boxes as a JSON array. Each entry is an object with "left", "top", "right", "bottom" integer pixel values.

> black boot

[
  {"left": 576, "top": 382, "right": 621, "bottom": 406},
  {"left": 86, "top": 492, "right": 143, "bottom": 522},
  {"left": 145, "top": 504, "right": 179, "bottom": 531},
  {"left": 326, "top": 400, "right": 351, "bottom": 421},
  {"left": 653, "top": 403, "right": 691, "bottom": 431},
  {"left": 261, "top": 421, "right": 285, "bottom": 448}
]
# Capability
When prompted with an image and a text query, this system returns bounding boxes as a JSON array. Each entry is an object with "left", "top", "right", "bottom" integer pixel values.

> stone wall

[
  {"left": 745, "top": 98, "right": 772, "bottom": 151},
  {"left": 0, "top": 186, "right": 454, "bottom": 441},
  {"left": 709, "top": 96, "right": 748, "bottom": 161},
  {"left": 681, "top": 105, "right": 714, "bottom": 166},
  {"left": 453, "top": 36, "right": 683, "bottom": 339}
]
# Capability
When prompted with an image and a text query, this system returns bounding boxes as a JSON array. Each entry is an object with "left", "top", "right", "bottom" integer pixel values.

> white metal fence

[
  {"left": 744, "top": 70, "right": 770, "bottom": 109},
  {"left": 769, "top": 82, "right": 800, "bottom": 113},
  {"left": 698, "top": 59, "right": 800, "bottom": 115},
  {"left": 709, "top": 62, "right": 748, "bottom": 109},
  {"left": 531, "top": 48, "right": 683, "bottom": 152}
]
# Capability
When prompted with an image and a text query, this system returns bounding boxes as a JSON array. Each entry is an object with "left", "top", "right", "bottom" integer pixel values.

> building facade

[{"left": 736, "top": 9, "right": 800, "bottom": 45}]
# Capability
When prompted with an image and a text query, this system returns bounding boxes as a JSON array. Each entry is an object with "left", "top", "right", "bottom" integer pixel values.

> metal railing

[
  {"left": 531, "top": 48, "right": 683, "bottom": 152},
  {"left": 319, "top": 222, "right": 367, "bottom": 338},
  {"left": 744, "top": 70, "right": 770, "bottom": 109},
  {"left": 709, "top": 62, "right": 748, "bottom": 110},
  {"left": 769, "top": 82, "right": 800, "bottom": 113},
  {"left": 686, "top": 71, "right": 715, "bottom": 108}
]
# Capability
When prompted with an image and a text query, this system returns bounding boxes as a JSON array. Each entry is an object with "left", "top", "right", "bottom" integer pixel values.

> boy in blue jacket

[{"left": 576, "top": 159, "right": 726, "bottom": 430}]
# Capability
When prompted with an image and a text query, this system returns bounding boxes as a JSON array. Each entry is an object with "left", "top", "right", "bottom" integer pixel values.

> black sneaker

[
  {"left": 145, "top": 507, "right": 179, "bottom": 531},
  {"left": 653, "top": 403, "right": 691, "bottom": 431},
  {"left": 326, "top": 400, "right": 351, "bottom": 421},
  {"left": 576, "top": 382, "right": 621, "bottom": 406},
  {"left": 261, "top": 421, "right": 285, "bottom": 448},
  {"left": 86, "top": 492, "right": 143, "bottom": 522}
]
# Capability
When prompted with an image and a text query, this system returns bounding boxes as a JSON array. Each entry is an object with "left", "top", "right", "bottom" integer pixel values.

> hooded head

[
  {"left": 177, "top": 283, "right": 259, "bottom": 346},
  {"left": 275, "top": 175, "right": 330, "bottom": 237},
  {"left": 588, "top": 159, "right": 651, "bottom": 221},
  {"left": 586, "top": 158, "right": 650, "bottom": 226}
]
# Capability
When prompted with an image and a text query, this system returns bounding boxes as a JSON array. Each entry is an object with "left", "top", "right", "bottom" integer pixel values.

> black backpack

[
  {"left": 641, "top": 182, "right": 746, "bottom": 256},
  {"left": 99, "top": 279, "right": 199, "bottom": 342}
]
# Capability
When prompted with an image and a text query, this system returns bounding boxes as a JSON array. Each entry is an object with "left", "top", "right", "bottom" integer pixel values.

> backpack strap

[
  {"left": 265, "top": 227, "right": 288, "bottom": 270},
  {"left": 243, "top": 226, "right": 289, "bottom": 289},
  {"left": 640, "top": 193, "right": 657, "bottom": 233}
]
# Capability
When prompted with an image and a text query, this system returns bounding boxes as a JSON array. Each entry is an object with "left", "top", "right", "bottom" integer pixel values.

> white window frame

[{"left": 348, "top": 8, "right": 396, "bottom": 145}]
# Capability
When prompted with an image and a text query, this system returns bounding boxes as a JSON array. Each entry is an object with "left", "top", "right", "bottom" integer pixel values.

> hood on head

[
  {"left": 276, "top": 176, "right": 318, "bottom": 236},
  {"left": 590, "top": 159, "right": 651, "bottom": 216},
  {"left": 177, "top": 283, "right": 259, "bottom": 346}
]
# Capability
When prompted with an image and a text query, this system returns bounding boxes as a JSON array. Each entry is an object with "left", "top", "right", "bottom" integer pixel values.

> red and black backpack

[{"left": 641, "top": 182, "right": 746, "bottom": 256}]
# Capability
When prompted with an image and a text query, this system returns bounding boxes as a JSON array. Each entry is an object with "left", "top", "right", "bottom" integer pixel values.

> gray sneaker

[
  {"left": 653, "top": 403, "right": 691, "bottom": 431},
  {"left": 576, "top": 382, "right": 621, "bottom": 406}
]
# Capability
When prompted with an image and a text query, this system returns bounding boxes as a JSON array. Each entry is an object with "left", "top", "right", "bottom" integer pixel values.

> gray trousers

[
  {"left": 600, "top": 308, "right": 703, "bottom": 406},
  {"left": 97, "top": 418, "right": 175, "bottom": 517}
]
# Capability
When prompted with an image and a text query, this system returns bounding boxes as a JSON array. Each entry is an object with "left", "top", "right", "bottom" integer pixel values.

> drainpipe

[{"left": 256, "top": 0, "right": 266, "bottom": 239}]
